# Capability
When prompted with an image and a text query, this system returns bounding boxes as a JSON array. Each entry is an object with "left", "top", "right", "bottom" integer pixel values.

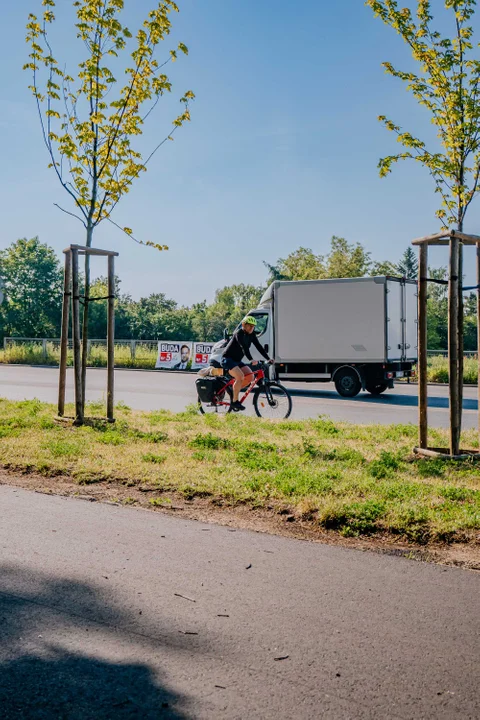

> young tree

[
  {"left": 366, "top": 0, "right": 480, "bottom": 231},
  {"left": 0, "top": 237, "right": 63, "bottom": 341},
  {"left": 25, "top": 0, "right": 194, "bottom": 408},
  {"left": 367, "top": 0, "right": 480, "bottom": 447},
  {"left": 397, "top": 247, "right": 419, "bottom": 279}
]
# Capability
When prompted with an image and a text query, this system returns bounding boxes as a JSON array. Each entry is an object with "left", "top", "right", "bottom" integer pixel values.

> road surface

[
  {"left": 0, "top": 486, "right": 478, "bottom": 719},
  {"left": 0, "top": 364, "right": 478, "bottom": 427}
]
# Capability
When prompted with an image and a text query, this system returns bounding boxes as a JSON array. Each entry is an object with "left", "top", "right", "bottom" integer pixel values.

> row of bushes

[
  {"left": 426, "top": 354, "right": 478, "bottom": 384},
  {"left": 0, "top": 342, "right": 478, "bottom": 383}
]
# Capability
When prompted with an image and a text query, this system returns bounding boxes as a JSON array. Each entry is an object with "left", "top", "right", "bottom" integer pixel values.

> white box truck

[{"left": 210, "top": 277, "right": 418, "bottom": 397}]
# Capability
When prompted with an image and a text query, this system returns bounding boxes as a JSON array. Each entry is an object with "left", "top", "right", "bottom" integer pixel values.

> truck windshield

[{"left": 252, "top": 313, "right": 268, "bottom": 337}]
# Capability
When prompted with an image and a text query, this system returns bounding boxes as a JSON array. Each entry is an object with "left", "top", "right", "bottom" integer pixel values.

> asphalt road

[
  {"left": 0, "top": 364, "right": 478, "bottom": 428},
  {"left": 0, "top": 486, "right": 479, "bottom": 719}
]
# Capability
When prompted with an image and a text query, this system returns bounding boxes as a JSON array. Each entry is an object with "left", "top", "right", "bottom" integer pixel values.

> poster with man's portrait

[
  {"left": 192, "top": 342, "right": 214, "bottom": 370},
  {"left": 156, "top": 341, "right": 193, "bottom": 370}
]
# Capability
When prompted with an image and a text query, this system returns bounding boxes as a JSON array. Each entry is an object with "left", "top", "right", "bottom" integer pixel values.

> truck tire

[
  {"left": 334, "top": 368, "right": 362, "bottom": 398},
  {"left": 366, "top": 382, "right": 388, "bottom": 396}
]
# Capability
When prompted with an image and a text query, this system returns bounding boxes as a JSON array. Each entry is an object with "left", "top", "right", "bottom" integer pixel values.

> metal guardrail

[{"left": 426, "top": 350, "right": 478, "bottom": 358}]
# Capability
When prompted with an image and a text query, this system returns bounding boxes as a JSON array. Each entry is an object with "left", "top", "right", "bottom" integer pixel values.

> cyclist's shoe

[{"left": 232, "top": 401, "right": 246, "bottom": 412}]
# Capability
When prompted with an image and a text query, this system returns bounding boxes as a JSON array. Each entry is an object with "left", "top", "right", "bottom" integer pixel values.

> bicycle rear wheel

[
  {"left": 198, "top": 385, "right": 233, "bottom": 415},
  {"left": 253, "top": 382, "right": 292, "bottom": 419}
]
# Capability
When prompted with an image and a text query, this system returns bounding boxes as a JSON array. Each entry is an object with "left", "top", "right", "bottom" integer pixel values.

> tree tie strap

[
  {"left": 419, "top": 277, "right": 448, "bottom": 285},
  {"left": 419, "top": 277, "right": 478, "bottom": 291},
  {"left": 72, "top": 295, "right": 116, "bottom": 302},
  {"left": 462, "top": 285, "right": 480, "bottom": 292}
]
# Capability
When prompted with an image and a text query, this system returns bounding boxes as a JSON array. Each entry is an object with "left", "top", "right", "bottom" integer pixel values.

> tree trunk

[{"left": 81, "top": 223, "right": 94, "bottom": 414}]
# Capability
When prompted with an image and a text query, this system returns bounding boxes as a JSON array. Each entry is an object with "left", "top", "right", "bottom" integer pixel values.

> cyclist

[{"left": 222, "top": 315, "right": 273, "bottom": 412}]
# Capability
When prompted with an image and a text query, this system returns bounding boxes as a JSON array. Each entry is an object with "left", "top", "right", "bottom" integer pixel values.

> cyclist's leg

[
  {"left": 228, "top": 365, "right": 245, "bottom": 402},
  {"left": 240, "top": 364, "right": 255, "bottom": 387}
]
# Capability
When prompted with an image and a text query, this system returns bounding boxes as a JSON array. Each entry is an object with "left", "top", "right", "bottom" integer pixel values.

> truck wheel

[
  {"left": 366, "top": 382, "right": 388, "bottom": 396},
  {"left": 334, "top": 368, "right": 361, "bottom": 398}
]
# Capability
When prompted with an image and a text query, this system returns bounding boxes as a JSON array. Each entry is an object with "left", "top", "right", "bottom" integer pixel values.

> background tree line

[{"left": 0, "top": 235, "right": 473, "bottom": 350}]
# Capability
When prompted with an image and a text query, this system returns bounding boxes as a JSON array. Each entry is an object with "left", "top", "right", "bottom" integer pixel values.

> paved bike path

[{"left": 0, "top": 485, "right": 479, "bottom": 718}]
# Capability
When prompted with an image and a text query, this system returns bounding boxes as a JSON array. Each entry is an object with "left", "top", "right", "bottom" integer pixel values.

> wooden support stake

[
  {"left": 477, "top": 244, "right": 480, "bottom": 448},
  {"left": 71, "top": 249, "right": 83, "bottom": 424},
  {"left": 448, "top": 237, "right": 461, "bottom": 456},
  {"left": 58, "top": 250, "right": 72, "bottom": 417},
  {"left": 107, "top": 254, "right": 115, "bottom": 422},
  {"left": 418, "top": 244, "right": 428, "bottom": 449},
  {"left": 458, "top": 243, "right": 464, "bottom": 445}
]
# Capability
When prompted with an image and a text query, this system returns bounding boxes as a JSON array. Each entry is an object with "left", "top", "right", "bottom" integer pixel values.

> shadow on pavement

[
  {"left": 287, "top": 387, "right": 478, "bottom": 411},
  {"left": 0, "top": 564, "right": 196, "bottom": 719}
]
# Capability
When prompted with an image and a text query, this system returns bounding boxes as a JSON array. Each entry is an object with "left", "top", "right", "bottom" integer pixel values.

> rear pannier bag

[{"left": 196, "top": 377, "right": 227, "bottom": 403}]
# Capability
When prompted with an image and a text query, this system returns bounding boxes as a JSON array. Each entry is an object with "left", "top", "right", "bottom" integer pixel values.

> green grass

[{"left": 0, "top": 397, "right": 480, "bottom": 544}]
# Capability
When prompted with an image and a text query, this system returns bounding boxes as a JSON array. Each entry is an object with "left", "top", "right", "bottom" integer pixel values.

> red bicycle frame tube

[{"left": 214, "top": 368, "right": 265, "bottom": 407}]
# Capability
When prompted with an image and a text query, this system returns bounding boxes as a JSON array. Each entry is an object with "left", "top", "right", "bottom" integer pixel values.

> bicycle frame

[{"left": 213, "top": 367, "right": 266, "bottom": 408}]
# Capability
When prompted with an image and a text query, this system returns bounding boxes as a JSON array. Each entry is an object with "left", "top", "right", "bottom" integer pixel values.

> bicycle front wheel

[{"left": 253, "top": 382, "right": 292, "bottom": 419}]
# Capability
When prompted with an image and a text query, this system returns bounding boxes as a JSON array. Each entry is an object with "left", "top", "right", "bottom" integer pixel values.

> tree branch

[{"left": 54, "top": 203, "right": 87, "bottom": 227}]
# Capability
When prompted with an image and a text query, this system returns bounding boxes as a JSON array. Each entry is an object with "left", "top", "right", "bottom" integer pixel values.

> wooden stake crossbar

[
  {"left": 58, "top": 245, "right": 118, "bottom": 425},
  {"left": 412, "top": 230, "right": 480, "bottom": 245},
  {"left": 414, "top": 230, "right": 480, "bottom": 458}
]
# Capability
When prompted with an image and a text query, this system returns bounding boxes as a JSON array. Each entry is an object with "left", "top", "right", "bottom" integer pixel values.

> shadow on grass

[{"left": 0, "top": 564, "right": 199, "bottom": 719}]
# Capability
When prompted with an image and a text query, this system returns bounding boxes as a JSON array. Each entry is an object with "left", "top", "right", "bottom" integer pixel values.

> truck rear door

[
  {"left": 386, "top": 279, "right": 403, "bottom": 361},
  {"left": 404, "top": 280, "right": 418, "bottom": 361}
]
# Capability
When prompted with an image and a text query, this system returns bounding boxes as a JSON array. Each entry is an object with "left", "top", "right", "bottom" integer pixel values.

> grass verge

[
  {"left": 0, "top": 342, "right": 157, "bottom": 369},
  {"left": 0, "top": 398, "right": 480, "bottom": 546}
]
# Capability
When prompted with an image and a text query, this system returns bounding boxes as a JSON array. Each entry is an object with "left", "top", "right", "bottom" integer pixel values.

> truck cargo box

[{"left": 271, "top": 277, "right": 417, "bottom": 364}]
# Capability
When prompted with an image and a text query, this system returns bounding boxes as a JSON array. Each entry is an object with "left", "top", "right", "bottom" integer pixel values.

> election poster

[
  {"left": 156, "top": 341, "right": 193, "bottom": 370},
  {"left": 192, "top": 342, "right": 215, "bottom": 370}
]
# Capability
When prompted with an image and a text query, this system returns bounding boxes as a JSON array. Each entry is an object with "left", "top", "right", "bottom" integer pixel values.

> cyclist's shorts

[{"left": 222, "top": 357, "right": 246, "bottom": 371}]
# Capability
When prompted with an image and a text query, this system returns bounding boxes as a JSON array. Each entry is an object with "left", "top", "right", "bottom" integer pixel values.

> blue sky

[{"left": 2, "top": 0, "right": 478, "bottom": 304}]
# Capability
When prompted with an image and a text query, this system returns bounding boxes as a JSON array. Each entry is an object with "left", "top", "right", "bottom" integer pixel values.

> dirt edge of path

[{"left": 1, "top": 466, "right": 479, "bottom": 571}]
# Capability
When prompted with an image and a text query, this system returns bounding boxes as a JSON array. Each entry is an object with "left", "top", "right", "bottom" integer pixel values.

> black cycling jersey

[{"left": 223, "top": 327, "right": 270, "bottom": 363}]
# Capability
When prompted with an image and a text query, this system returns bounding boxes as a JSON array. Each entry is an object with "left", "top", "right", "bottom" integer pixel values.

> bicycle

[{"left": 197, "top": 362, "right": 292, "bottom": 419}]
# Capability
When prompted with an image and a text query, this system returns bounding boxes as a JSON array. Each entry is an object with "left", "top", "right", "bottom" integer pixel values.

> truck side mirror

[{"left": 223, "top": 328, "right": 230, "bottom": 341}]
